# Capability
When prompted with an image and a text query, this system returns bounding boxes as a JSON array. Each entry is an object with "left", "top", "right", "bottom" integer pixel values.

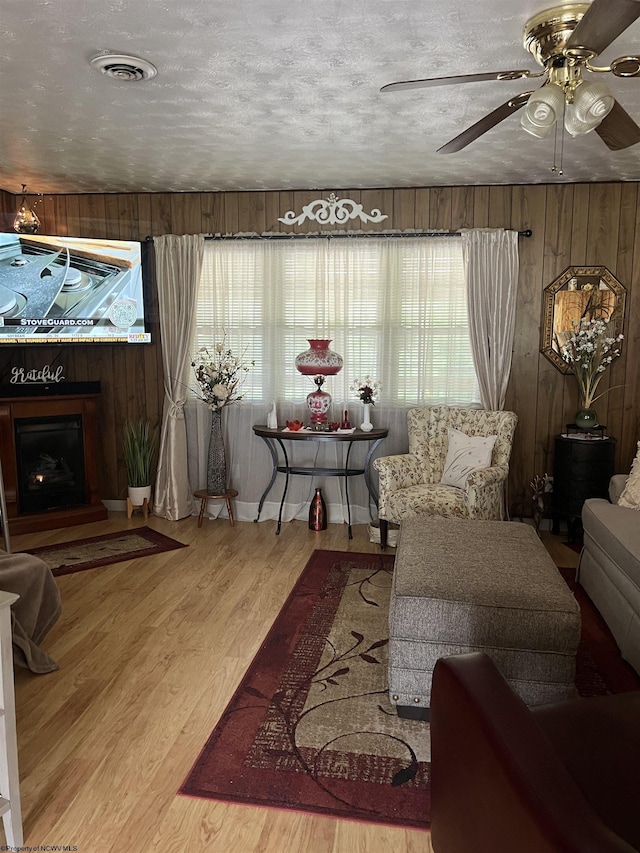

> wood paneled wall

[{"left": 1, "top": 184, "right": 638, "bottom": 513}]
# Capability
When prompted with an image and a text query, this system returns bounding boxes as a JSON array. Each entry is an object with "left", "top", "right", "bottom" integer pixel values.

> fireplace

[
  {"left": 15, "top": 415, "right": 86, "bottom": 514},
  {"left": 0, "top": 382, "right": 108, "bottom": 535}
]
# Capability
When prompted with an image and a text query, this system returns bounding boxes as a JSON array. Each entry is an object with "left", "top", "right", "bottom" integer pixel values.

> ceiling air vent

[{"left": 90, "top": 54, "right": 157, "bottom": 82}]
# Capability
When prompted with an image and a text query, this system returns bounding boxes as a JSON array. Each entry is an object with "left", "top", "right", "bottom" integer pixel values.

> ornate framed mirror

[{"left": 541, "top": 266, "right": 626, "bottom": 373}]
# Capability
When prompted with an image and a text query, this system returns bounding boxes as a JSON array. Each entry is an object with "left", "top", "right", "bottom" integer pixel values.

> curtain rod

[{"left": 146, "top": 229, "right": 532, "bottom": 241}]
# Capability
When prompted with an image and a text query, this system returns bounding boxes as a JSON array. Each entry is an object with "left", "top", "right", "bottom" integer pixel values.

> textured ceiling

[{"left": 2, "top": 0, "right": 640, "bottom": 195}]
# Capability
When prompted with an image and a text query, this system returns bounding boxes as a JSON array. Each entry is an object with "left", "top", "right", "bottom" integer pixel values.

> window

[{"left": 194, "top": 236, "right": 479, "bottom": 407}]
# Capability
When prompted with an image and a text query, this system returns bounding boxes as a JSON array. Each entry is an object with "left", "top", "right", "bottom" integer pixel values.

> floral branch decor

[
  {"left": 192, "top": 342, "right": 253, "bottom": 411},
  {"left": 557, "top": 317, "right": 623, "bottom": 427},
  {"left": 192, "top": 340, "right": 254, "bottom": 494},
  {"left": 349, "top": 376, "right": 382, "bottom": 405},
  {"left": 350, "top": 376, "right": 381, "bottom": 432}
]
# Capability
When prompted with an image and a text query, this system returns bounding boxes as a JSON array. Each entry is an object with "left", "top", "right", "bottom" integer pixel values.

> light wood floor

[{"left": 9, "top": 515, "right": 579, "bottom": 853}]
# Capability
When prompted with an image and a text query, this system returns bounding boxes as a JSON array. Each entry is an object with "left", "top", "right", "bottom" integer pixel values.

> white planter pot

[{"left": 128, "top": 485, "right": 152, "bottom": 507}]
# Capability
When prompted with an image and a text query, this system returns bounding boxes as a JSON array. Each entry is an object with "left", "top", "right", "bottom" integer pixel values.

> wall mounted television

[{"left": 0, "top": 233, "right": 151, "bottom": 344}]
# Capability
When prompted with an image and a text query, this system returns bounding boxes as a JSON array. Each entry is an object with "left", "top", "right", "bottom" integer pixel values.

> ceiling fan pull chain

[{"left": 551, "top": 107, "right": 565, "bottom": 176}]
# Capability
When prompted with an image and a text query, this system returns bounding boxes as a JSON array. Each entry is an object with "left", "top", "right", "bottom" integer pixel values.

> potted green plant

[{"left": 122, "top": 418, "right": 158, "bottom": 507}]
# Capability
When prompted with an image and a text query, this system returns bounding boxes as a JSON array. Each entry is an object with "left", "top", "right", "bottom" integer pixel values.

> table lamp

[{"left": 294, "top": 339, "right": 343, "bottom": 429}]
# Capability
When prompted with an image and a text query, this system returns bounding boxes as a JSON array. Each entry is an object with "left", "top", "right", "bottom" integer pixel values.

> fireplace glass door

[{"left": 15, "top": 416, "right": 86, "bottom": 513}]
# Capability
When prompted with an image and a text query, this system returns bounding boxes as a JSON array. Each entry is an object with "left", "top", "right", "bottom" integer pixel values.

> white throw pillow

[
  {"left": 619, "top": 441, "right": 640, "bottom": 511},
  {"left": 440, "top": 428, "right": 497, "bottom": 489}
]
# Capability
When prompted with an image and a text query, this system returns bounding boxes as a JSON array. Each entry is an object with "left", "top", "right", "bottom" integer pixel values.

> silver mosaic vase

[{"left": 207, "top": 407, "right": 227, "bottom": 494}]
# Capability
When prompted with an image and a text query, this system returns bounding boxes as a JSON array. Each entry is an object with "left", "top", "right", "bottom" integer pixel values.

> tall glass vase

[{"left": 207, "top": 407, "right": 227, "bottom": 494}]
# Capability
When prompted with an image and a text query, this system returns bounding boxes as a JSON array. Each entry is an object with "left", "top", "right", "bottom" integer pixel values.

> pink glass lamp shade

[
  {"left": 295, "top": 339, "right": 343, "bottom": 426},
  {"left": 294, "top": 339, "right": 343, "bottom": 375}
]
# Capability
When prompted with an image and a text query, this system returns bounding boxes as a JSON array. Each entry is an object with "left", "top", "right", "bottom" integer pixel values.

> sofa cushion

[
  {"left": 384, "top": 482, "right": 469, "bottom": 521},
  {"left": 619, "top": 440, "right": 640, "bottom": 510},
  {"left": 440, "top": 428, "right": 497, "bottom": 488},
  {"left": 582, "top": 499, "right": 640, "bottom": 591},
  {"left": 609, "top": 474, "right": 629, "bottom": 505}
]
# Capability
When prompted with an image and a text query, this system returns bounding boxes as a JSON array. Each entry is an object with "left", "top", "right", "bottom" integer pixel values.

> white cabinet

[{"left": 0, "top": 591, "right": 22, "bottom": 848}]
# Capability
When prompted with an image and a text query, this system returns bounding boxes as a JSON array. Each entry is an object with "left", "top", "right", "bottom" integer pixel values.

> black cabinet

[{"left": 552, "top": 434, "right": 615, "bottom": 540}]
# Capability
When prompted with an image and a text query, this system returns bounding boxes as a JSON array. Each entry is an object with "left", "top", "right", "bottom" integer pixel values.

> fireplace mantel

[
  {"left": 0, "top": 381, "right": 101, "bottom": 400},
  {"left": 0, "top": 384, "right": 108, "bottom": 535}
]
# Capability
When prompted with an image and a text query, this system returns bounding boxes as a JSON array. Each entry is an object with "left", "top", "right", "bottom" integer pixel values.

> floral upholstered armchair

[{"left": 373, "top": 406, "right": 518, "bottom": 549}]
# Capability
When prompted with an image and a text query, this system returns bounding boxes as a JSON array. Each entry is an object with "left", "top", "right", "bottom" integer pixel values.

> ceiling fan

[{"left": 381, "top": 0, "right": 640, "bottom": 153}]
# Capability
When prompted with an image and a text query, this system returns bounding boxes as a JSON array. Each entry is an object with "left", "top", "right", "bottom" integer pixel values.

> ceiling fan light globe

[
  {"left": 573, "top": 80, "right": 614, "bottom": 124},
  {"left": 522, "top": 84, "right": 565, "bottom": 131},
  {"left": 564, "top": 102, "right": 595, "bottom": 136},
  {"left": 532, "top": 102, "right": 555, "bottom": 123},
  {"left": 520, "top": 110, "right": 554, "bottom": 138}
]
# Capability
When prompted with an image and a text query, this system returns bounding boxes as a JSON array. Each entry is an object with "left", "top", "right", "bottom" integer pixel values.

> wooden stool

[
  {"left": 194, "top": 489, "right": 238, "bottom": 528},
  {"left": 127, "top": 497, "right": 150, "bottom": 519}
]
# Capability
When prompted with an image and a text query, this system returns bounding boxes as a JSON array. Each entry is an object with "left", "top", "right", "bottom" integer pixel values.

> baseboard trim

[{"left": 103, "top": 499, "right": 127, "bottom": 512}]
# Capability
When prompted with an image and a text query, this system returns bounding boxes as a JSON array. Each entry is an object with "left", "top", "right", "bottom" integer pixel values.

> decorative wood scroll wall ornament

[
  {"left": 10, "top": 365, "right": 65, "bottom": 384},
  {"left": 278, "top": 193, "right": 388, "bottom": 227}
]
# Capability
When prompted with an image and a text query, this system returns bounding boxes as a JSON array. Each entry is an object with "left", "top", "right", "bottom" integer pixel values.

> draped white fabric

[
  {"left": 189, "top": 235, "right": 481, "bottom": 524},
  {"left": 153, "top": 234, "right": 205, "bottom": 520},
  {"left": 461, "top": 229, "right": 519, "bottom": 411},
  {"left": 185, "top": 399, "right": 411, "bottom": 524}
]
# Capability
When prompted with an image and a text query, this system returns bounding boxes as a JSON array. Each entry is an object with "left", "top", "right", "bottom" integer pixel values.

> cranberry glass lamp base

[
  {"left": 307, "top": 392, "right": 331, "bottom": 424},
  {"left": 306, "top": 378, "right": 331, "bottom": 425}
]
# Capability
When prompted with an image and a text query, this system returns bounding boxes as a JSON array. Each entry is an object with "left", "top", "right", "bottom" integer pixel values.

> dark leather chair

[{"left": 430, "top": 652, "right": 640, "bottom": 853}]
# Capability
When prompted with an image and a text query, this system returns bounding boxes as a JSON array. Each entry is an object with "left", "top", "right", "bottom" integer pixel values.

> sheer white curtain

[
  {"left": 187, "top": 235, "right": 480, "bottom": 524},
  {"left": 154, "top": 234, "right": 205, "bottom": 520},
  {"left": 461, "top": 229, "right": 519, "bottom": 411}
]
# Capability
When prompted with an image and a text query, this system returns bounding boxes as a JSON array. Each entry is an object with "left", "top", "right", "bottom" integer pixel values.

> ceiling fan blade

[
  {"left": 437, "top": 93, "right": 531, "bottom": 154},
  {"left": 380, "top": 70, "right": 536, "bottom": 93},
  {"left": 565, "top": 0, "right": 640, "bottom": 56},
  {"left": 595, "top": 99, "right": 640, "bottom": 149}
]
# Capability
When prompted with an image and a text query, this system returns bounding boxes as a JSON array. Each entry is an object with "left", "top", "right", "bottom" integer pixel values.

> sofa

[
  {"left": 0, "top": 549, "right": 61, "bottom": 673},
  {"left": 430, "top": 652, "right": 640, "bottom": 853},
  {"left": 580, "top": 471, "right": 640, "bottom": 676}
]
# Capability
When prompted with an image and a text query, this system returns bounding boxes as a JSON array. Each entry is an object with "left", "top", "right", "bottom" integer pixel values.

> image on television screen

[{"left": 0, "top": 233, "right": 151, "bottom": 344}]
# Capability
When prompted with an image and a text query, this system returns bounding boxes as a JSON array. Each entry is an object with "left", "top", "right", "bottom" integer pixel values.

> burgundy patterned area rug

[
  {"left": 26, "top": 526, "right": 187, "bottom": 576},
  {"left": 179, "top": 551, "right": 639, "bottom": 830}
]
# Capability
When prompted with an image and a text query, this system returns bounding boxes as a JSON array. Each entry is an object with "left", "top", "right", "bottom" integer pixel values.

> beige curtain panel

[
  {"left": 461, "top": 228, "right": 519, "bottom": 411},
  {"left": 153, "top": 234, "right": 205, "bottom": 520}
]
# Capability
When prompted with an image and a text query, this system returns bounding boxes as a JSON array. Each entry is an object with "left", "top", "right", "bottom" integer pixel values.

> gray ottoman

[{"left": 389, "top": 518, "right": 581, "bottom": 718}]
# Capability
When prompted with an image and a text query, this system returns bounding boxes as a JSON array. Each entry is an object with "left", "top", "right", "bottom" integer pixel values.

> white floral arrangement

[
  {"left": 349, "top": 376, "right": 382, "bottom": 405},
  {"left": 192, "top": 341, "right": 253, "bottom": 410},
  {"left": 558, "top": 317, "right": 623, "bottom": 408}
]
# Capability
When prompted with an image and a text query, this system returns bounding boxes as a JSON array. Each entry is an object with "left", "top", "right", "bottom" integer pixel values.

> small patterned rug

[{"left": 26, "top": 526, "right": 187, "bottom": 576}]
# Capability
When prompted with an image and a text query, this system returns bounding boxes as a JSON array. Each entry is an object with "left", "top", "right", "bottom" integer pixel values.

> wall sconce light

[{"left": 13, "top": 184, "right": 41, "bottom": 234}]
